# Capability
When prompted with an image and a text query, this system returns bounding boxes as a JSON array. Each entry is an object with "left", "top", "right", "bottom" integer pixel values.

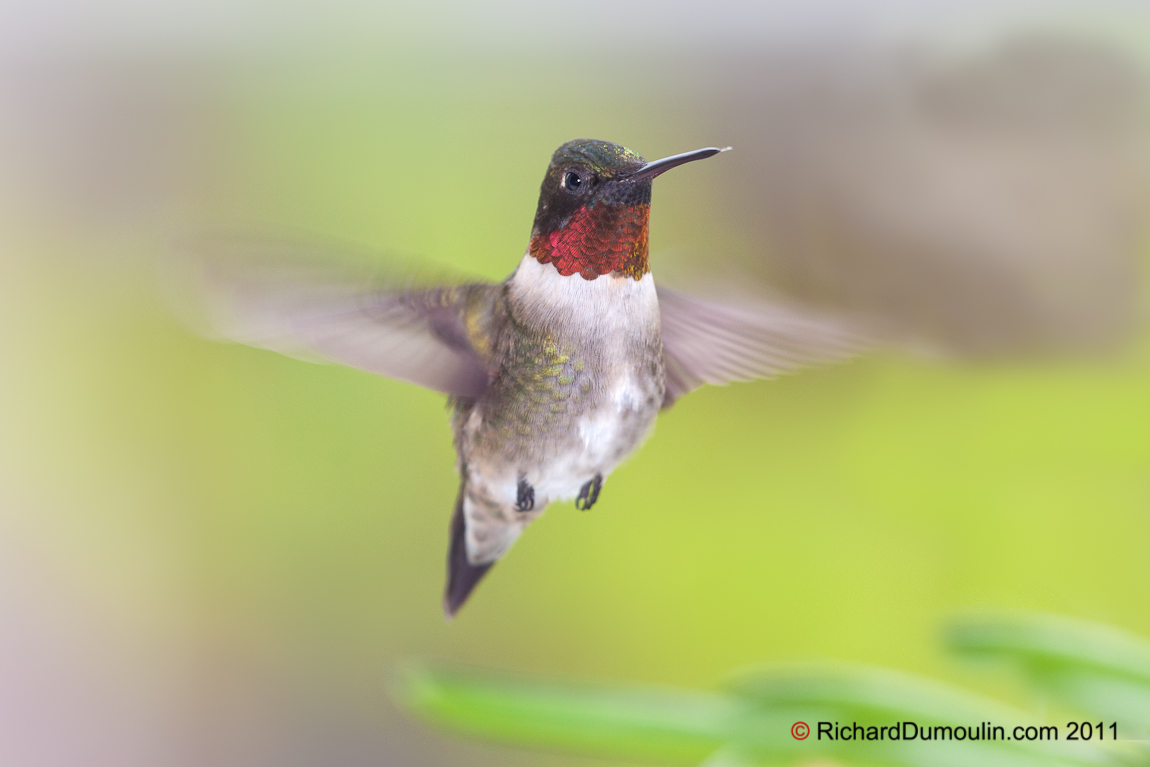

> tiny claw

[
  {"left": 574, "top": 474, "right": 603, "bottom": 511},
  {"left": 515, "top": 479, "right": 535, "bottom": 512}
]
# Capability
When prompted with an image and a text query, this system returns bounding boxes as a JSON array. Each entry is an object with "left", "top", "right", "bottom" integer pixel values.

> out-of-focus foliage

[
  {"left": 948, "top": 613, "right": 1150, "bottom": 740},
  {"left": 400, "top": 665, "right": 733, "bottom": 764},
  {"left": 401, "top": 614, "right": 1150, "bottom": 766},
  {"left": 2, "top": 5, "right": 1150, "bottom": 765}
]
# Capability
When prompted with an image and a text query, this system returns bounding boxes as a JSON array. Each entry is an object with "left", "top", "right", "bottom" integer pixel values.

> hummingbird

[{"left": 187, "top": 139, "right": 859, "bottom": 617}]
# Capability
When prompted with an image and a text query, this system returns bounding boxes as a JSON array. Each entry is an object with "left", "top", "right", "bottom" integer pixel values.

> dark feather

[
  {"left": 443, "top": 480, "right": 493, "bottom": 619},
  {"left": 657, "top": 285, "right": 864, "bottom": 408}
]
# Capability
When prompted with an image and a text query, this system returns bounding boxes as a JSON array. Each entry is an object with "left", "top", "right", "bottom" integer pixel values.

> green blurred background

[{"left": 1, "top": 4, "right": 1149, "bottom": 765}]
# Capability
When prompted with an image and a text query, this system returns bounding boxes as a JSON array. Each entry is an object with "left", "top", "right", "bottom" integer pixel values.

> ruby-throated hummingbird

[{"left": 186, "top": 139, "right": 858, "bottom": 617}]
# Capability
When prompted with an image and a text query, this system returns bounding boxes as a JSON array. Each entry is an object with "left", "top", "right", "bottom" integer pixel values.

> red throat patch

[{"left": 529, "top": 203, "right": 650, "bottom": 280}]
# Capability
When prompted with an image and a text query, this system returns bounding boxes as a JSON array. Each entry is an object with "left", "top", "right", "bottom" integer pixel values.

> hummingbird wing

[
  {"left": 657, "top": 285, "right": 862, "bottom": 408},
  {"left": 171, "top": 235, "right": 499, "bottom": 397}
]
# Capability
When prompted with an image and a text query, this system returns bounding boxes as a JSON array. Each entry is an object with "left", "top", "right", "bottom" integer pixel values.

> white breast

[
  {"left": 504, "top": 254, "right": 663, "bottom": 501},
  {"left": 508, "top": 254, "right": 661, "bottom": 339}
]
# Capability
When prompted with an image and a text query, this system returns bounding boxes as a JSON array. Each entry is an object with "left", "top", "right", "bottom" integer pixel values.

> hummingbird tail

[{"left": 443, "top": 478, "right": 493, "bottom": 619}]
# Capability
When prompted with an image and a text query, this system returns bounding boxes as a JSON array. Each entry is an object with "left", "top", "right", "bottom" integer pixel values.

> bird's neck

[{"left": 528, "top": 202, "right": 649, "bottom": 281}]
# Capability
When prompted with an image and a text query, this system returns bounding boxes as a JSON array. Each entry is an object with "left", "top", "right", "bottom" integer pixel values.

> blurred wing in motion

[
  {"left": 657, "top": 285, "right": 863, "bottom": 408},
  {"left": 172, "top": 235, "right": 499, "bottom": 397}
]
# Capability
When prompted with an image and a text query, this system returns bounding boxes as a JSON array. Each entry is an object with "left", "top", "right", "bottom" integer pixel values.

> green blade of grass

[
  {"left": 729, "top": 662, "right": 1025, "bottom": 724},
  {"left": 396, "top": 663, "right": 741, "bottom": 764},
  {"left": 946, "top": 612, "right": 1150, "bottom": 737},
  {"left": 725, "top": 663, "right": 1119, "bottom": 767},
  {"left": 396, "top": 660, "right": 1129, "bottom": 767},
  {"left": 946, "top": 613, "right": 1150, "bottom": 686}
]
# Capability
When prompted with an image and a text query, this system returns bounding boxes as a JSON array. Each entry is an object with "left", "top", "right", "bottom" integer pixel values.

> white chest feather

[
  {"left": 508, "top": 254, "right": 661, "bottom": 338},
  {"left": 503, "top": 255, "right": 662, "bottom": 499},
  {"left": 458, "top": 257, "right": 665, "bottom": 565}
]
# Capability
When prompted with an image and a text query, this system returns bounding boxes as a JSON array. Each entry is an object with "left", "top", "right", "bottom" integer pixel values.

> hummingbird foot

[
  {"left": 515, "top": 478, "right": 535, "bottom": 512},
  {"left": 575, "top": 474, "right": 603, "bottom": 511}
]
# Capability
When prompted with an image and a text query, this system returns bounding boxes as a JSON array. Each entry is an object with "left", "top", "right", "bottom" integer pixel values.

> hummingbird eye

[{"left": 562, "top": 170, "right": 584, "bottom": 192}]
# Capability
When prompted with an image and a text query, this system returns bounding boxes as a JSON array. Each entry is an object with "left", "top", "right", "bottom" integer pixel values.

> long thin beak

[{"left": 624, "top": 146, "right": 731, "bottom": 182}]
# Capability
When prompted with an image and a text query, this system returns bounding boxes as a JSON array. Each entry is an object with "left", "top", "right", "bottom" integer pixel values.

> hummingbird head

[{"left": 529, "top": 139, "right": 727, "bottom": 281}]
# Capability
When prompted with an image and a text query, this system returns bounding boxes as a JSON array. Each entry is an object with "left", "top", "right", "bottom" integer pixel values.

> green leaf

[
  {"left": 946, "top": 612, "right": 1150, "bottom": 737},
  {"left": 726, "top": 663, "right": 1119, "bottom": 767},
  {"left": 396, "top": 663, "right": 738, "bottom": 764},
  {"left": 396, "top": 660, "right": 1129, "bottom": 767},
  {"left": 729, "top": 662, "right": 1024, "bottom": 724}
]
